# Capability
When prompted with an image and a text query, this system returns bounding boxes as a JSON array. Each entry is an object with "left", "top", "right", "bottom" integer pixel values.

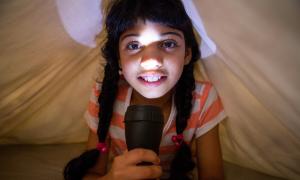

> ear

[{"left": 184, "top": 48, "right": 192, "bottom": 65}]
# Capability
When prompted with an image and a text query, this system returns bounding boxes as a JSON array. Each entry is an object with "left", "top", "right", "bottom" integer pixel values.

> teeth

[{"left": 142, "top": 75, "right": 161, "bottom": 82}]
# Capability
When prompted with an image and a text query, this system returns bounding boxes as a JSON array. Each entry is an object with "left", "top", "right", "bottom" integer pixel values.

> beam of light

[
  {"left": 138, "top": 26, "right": 162, "bottom": 70},
  {"left": 138, "top": 27, "right": 160, "bottom": 46}
]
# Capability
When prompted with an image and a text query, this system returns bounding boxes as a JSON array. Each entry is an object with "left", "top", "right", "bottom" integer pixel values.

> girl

[{"left": 64, "top": 0, "right": 226, "bottom": 179}]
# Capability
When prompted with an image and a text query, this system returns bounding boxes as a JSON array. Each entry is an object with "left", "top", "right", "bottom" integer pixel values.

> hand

[{"left": 104, "top": 148, "right": 162, "bottom": 180}]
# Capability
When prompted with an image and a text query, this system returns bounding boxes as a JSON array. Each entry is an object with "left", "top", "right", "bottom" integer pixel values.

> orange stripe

[
  {"left": 88, "top": 101, "right": 99, "bottom": 118},
  {"left": 200, "top": 97, "right": 224, "bottom": 126},
  {"left": 110, "top": 113, "right": 125, "bottom": 129},
  {"left": 200, "top": 83, "right": 212, "bottom": 110},
  {"left": 92, "top": 83, "right": 100, "bottom": 97},
  {"left": 185, "top": 113, "right": 200, "bottom": 129}
]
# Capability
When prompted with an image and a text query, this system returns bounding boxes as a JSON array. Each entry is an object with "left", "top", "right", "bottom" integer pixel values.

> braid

[
  {"left": 97, "top": 62, "right": 120, "bottom": 142},
  {"left": 169, "top": 63, "right": 196, "bottom": 180},
  {"left": 174, "top": 63, "right": 195, "bottom": 134},
  {"left": 63, "top": 52, "right": 120, "bottom": 180}
]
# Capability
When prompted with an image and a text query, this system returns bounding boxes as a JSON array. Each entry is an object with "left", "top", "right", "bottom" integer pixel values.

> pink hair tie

[
  {"left": 96, "top": 143, "right": 108, "bottom": 153},
  {"left": 171, "top": 134, "right": 184, "bottom": 147}
]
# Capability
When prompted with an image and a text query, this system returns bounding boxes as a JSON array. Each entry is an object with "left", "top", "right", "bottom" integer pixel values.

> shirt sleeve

[
  {"left": 195, "top": 83, "right": 226, "bottom": 138},
  {"left": 84, "top": 82, "right": 102, "bottom": 133}
]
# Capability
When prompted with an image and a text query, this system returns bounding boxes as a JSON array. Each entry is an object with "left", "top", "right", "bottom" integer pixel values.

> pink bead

[
  {"left": 101, "top": 147, "right": 108, "bottom": 153},
  {"left": 172, "top": 134, "right": 184, "bottom": 147},
  {"left": 177, "top": 134, "right": 183, "bottom": 140},
  {"left": 172, "top": 135, "right": 177, "bottom": 142},
  {"left": 96, "top": 143, "right": 108, "bottom": 153}
]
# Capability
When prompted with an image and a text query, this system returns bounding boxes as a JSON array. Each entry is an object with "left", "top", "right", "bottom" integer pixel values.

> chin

[{"left": 137, "top": 90, "right": 167, "bottom": 99}]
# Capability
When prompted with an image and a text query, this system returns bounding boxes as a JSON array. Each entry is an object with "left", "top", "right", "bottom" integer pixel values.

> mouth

[{"left": 137, "top": 73, "right": 167, "bottom": 86}]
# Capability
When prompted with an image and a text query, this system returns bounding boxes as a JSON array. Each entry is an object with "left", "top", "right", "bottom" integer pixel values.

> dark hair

[{"left": 64, "top": 0, "right": 200, "bottom": 179}]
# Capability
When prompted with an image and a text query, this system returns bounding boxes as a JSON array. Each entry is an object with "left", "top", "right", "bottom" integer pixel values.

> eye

[
  {"left": 126, "top": 41, "right": 142, "bottom": 50},
  {"left": 161, "top": 40, "right": 178, "bottom": 49}
]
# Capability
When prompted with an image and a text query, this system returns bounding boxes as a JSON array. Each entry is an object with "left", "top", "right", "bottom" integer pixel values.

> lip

[
  {"left": 137, "top": 71, "right": 167, "bottom": 87},
  {"left": 138, "top": 76, "right": 167, "bottom": 87},
  {"left": 138, "top": 71, "right": 167, "bottom": 77}
]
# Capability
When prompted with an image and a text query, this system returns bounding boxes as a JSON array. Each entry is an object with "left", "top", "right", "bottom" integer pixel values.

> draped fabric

[
  {"left": 196, "top": 1, "right": 300, "bottom": 179},
  {"left": 0, "top": 0, "right": 299, "bottom": 179},
  {"left": 0, "top": 0, "right": 98, "bottom": 144}
]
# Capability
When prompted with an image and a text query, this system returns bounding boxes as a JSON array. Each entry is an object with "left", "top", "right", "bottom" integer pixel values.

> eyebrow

[
  {"left": 120, "top": 33, "right": 139, "bottom": 41},
  {"left": 120, "top": 31, "right": 183, "bottom": 41},
  {"left": 161, "top": 32, "right": 183, "bottom": 39}
]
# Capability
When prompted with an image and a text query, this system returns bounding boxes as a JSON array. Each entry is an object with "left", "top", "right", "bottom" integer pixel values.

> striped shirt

[{"left": 85, "top": 79, "right": 226, "bottom": 178}]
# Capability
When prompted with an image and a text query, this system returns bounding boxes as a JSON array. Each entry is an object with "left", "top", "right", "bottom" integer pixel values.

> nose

[
  {"left": 140, "top": 59, "right": 162, "bottom": 70},
  {"left": 140, "top": 45, "right": 162, "bottom": 70}
]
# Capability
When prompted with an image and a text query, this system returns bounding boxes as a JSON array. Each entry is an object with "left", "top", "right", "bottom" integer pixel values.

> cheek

[
  {"left": 120, "top": 58, "right": 136, "bottom": 76},
  {"left": 119, "top": 49, "right": 131, "bottom": 68},
  {"left": 166, "top": 55, "right": 186, "bottom": 71},
  {"left": 119, "top": 54, "right": 129, "bottom": 68},
  {"left": 120, "top": 53, "right": 140, "bottom": 69},
  {"left": 166, "top": 59, "right": 186, "bottom": 81}
]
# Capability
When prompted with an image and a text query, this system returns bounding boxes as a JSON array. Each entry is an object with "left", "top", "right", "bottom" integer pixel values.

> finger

[
  {"left": 123, "top": 148, "right": 160, "bottom": 166},
  {"left": 126, "top": 165, "right": 162, "bottom": 179}
]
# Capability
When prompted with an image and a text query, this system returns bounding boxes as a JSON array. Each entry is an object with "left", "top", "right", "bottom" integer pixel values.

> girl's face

[{"left": 119, "top": 20, "right": 191, "bottom": 99}]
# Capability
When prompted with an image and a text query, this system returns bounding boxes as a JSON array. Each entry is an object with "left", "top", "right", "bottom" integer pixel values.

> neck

[{"left": 131, "top": 90, "right": 173, "bottom": 109}]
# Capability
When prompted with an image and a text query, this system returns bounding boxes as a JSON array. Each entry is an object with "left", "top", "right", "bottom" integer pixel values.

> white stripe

[
  {"left": 194, "top": 82, "right": 203, "bottom": 94},
  {"left": 199, "top": 86, "right": 218, "bottom": 118},
  {"left": 191, "top": 83, "right": 204, "bottom": 113},
  {"left": 95, "top": 82, "right": 102, "bottom": 90},
  {"left": 191, "top": 98, "right": 200, "bottom": 113},
  {"left": 199, "top": 83, "right": 206, "bottom": 95},
  {"left": 113, "top": 100, "right": 127, "bottom": 116},
  {"left": 84, "top": 111, "right": 98, "bottom": 131},
  {"left": 183, "top": 128, "right": 195, "bottom": 142},
  {"left": 162, "top": 96, "right": 176, "bottom": 134},
  {"left": 89, "top": 82, "right": 102, "bottom": 103},
  {"left": 90, "top": 94, "right": 98, "bottom": 104},
  {"left": 109, "top": 125, "right": 126, "bottom": 141},
  {"left": 195, "top": 111, "right": 226, "bottom": 138}
]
